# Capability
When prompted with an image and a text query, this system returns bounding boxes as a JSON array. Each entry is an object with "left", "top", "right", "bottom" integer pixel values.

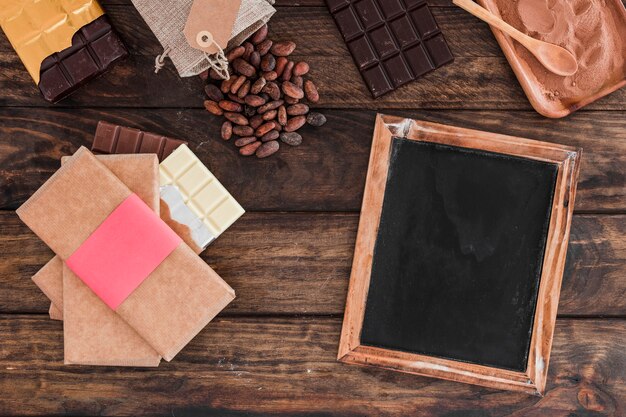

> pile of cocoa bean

[{"left": 201, "top": 24, "right": 326, "bottom": 158}]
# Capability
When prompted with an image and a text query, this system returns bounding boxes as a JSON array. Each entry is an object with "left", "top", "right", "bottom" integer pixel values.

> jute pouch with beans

[{"left": 132, "top": 0, "right": 275, "bottom": 77}]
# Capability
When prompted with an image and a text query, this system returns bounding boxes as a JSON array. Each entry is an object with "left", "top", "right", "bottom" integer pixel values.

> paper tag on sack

[{"left": 183, "top": 0, "right": 242, "bottom": 54}]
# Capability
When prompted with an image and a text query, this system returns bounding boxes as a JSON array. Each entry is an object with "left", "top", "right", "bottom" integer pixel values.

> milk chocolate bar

[
  {"left": 92, "top": 121, "right": 188, "bottom": 162},
  {"left": 326, "top": 0, "right": 453, "bottom": 98},
  {"left": 160, "top": 145, "right": 245, "bottom": 239}
]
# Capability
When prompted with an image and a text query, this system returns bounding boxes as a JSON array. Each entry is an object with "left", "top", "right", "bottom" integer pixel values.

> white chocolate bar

[{"left": 159, "top": 145, "right": 244, "bottom": 237}]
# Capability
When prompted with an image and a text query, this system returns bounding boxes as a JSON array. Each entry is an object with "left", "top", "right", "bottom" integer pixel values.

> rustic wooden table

[{"left": 1, "top": 1, "right": 624, "bottom": 416}]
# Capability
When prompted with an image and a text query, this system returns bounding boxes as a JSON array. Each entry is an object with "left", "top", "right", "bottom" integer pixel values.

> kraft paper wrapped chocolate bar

[
  {"left": 18, "top": 147, "right": 235, "bottom": 361},
  {"left": 33, "top": 154, "right": 161, "bottom": 314},
  {"left": 32, "top": 154, "right": 163, "bottom": 366},
  {"left": 0, "top": 0, "right": 128, "bottom": 102}
]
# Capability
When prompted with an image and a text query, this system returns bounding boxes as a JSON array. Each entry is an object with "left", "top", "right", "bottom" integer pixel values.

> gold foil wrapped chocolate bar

[{"left": 0, "top": 0, "right": 128, "bottom": 102}]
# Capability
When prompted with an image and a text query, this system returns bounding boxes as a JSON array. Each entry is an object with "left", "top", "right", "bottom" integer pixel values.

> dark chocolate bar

[
  {"left": 39, "top": 16, "right": 128, "bottom": 103},
  {"left": 92, "top": 121, "right": 188, "bottom": 162},
  {"left": 326, "top": 0, "right": 454, "bottom": 98}
]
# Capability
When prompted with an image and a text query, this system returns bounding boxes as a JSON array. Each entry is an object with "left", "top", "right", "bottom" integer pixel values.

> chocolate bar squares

[
  {"left": 326, "top": 0, "right": 454, "bottom": 98},
  {"left": 38, "top": 16, "right": 128, "bottom": 102},
  {"left": 92, "top": 121, "right": 188, "bottom": 162},
  {"left": 160, "top": 145, "right": 245, "bottom": 238}
]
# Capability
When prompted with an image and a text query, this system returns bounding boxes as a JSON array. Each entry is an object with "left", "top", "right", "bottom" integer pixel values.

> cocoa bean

[
  {"left": 218, "top": 100, "right": 243, "bottom": 112},
  {"left": 244, "top": 105, "right": 257, "bottom": 117},
  {"left": 242, "top": 42, "right": 254, "bottom": 60},
  {"left": 271, "top": 41, "right": 296, "bottom": 56},
  {"left": 251, "top": 24, "right": 268, "bottom": 44},
  {"left": 275, "top": 123, "right": 283, "bottom": 132},
  {"left": 307, "top": 112, "right": 327, "bottom": 127},
  {"left": 235, "top": 136, "right": 257, "bottom": 147},
  {"left": 262, "top": 82, "right": 281, "bottom": 101},
  {"left": 224, "top": 112, "right": 249, "bottom": 125},
  {"left": 260, "top": 54, "right": 276, "bottom": 72},
  {"left": 293, "top": 61, "right": 310, "bottom": 76},
  {"left": 261, "top": 72, "right": 276, "bottom": 82},
  {"left": 258, "top": 100, "right": 284, "bottom": 114},
  {"left": 221, "top": 76, "right": 236, "bottom": 94},
  {"left": 226, "top": 46, "right": 245, "bottom": 61},
  {"left": 285, "top": 96, "right": 299, "bottom": 105},
  {"left": 280, "top": 132, "right": 303, "bottom": 146},
  {"left": 304, "top": 80, "right": 320, "bottom": 103},
  {"left": 284, "top": 115, "right": 306, "bottom": 132},
  {"left": 275, "top": 57, "right": 288, "bottom": 77},
  {"left": 230, "top": 75, "right": 246, "bottom": 94},
  {"left": 259, "top": 92, "right": 270, "bottom": 102},
  {"left": 233, "top": 58, "right": 256, "bottom": 77},
  {"left": 245, "top": 95, "right": 267, "bottom": 107},
  {"left": 204, "top": 100, "right": 223, "bottom": 115},
  {"left": 262, "top": 110, "right": 278, "bottom": 121},
  {"left": 286, "top": 103, "right": 309, "bottom": 116},
  {"left": 250, "top": 77, "right": 267, "bottom": 95},
  {"left": 199, "top": 70, "right": 209, "bottom": 81},
  {"left": 256, "top": 140, "right": 280, "bottom": 158},
  {"left": 233, "top": 125, "right": 254, "bottom": 136},
  {"left": 221, "top": 121, "right": 233, "bottom": 140},
  {"left": 256, "top": 39, "right": 273, "bottom": 56},
  {"left": 249, "top": 51, "right": 261, "bottom": 69},
  {"left": 237, "top": 80, "right": 251, "bottom": 98},
  {"left": 228, "top": 93, "right": 245, "bottom": 104},
  {"left": 250, "top": 115, "right": 264, "bottom": 129},
  {"left": 204, "top": 84, "right": 223, "bottom": 102},
  {"left": 209, "top": 68, "right": 224, "bottom": 80},
  {"left": 282, "top": 81, "right": 304, "bottom": 99},
  {"left": 291, "top": 75, "right": 303, "bottom": 89},
  {"left": 282, "top": 61, "right": 294, "bottom": 81},
  {"left": 239, "top": 141, "right": 262, "bottom": 156},
  {"left": 278, "top": 105, "right": 287, "bottom": 126},
  {"left": 255, "top": 121, "right": 277, "bottom": 137},
  {"left": 261, "top": 130, "right": 280, "bottom": 142}
]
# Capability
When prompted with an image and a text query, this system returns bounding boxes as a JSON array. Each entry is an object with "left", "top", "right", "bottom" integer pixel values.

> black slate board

[{"left": 360, "top": 138, "right": 558, "bottom": 371}]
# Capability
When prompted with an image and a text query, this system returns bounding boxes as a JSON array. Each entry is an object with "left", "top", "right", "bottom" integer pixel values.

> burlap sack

[{"left": 131, "top": 0, "right": 275, "bottom": 77}]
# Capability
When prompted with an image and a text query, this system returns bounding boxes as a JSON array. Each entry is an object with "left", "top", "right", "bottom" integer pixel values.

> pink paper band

[{"left": 66, "top": 193, "right": 181, "bottom": 310}]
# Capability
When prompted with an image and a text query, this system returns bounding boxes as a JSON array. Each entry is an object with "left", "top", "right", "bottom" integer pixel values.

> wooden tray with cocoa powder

[{"left": 477, "top": 0, "right": 626, "bottom": 118}]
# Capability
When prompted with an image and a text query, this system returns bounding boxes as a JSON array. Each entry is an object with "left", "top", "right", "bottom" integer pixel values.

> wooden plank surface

[
  {"left": 1, "top": 212, "right": 624, "bottom": 316},
  {"left": 0, "top": 316, "right": 624, "bottom": 416},
  {"left": 1, "top": 109, "right": 624, "bottom": 212},
  {"left": 1, "top": 0, "right": 624, "bottom": 415}
]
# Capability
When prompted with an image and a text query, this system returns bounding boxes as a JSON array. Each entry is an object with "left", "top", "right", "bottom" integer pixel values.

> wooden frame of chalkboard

[{"left": 338, "top": 114, "right": 581, "bottom": 395}]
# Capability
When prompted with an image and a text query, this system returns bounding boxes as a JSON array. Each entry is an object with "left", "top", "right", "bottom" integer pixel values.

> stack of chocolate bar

[{"left": 21, "top": 122, "right": 244, "bottom": 366}]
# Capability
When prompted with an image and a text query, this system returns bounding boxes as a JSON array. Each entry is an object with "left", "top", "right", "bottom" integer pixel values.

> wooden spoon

[{"left": 453, "top": 0, "right": 578, "bottom": 77}]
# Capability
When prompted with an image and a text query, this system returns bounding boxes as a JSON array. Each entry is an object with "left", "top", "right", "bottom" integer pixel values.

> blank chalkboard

[
  {"left": 361, "top": 138, "right": 557, "bottom": 371},
  {"left": 339, "top": 115, "right": 581, "bottom": 394},
  {"left": 360, "top": 138, "right": 558, "bottom": 372}
]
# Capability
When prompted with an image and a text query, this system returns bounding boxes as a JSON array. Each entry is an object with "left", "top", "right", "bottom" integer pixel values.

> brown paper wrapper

[
  {"left": 32, "top": 154, "right": 162, "bottom": 366},
  {"left": 18, "top": 147, "right": 235, "bottom": 361}
]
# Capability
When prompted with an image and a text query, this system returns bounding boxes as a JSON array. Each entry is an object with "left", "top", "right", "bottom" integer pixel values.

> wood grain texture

[
  {"left": 0, "top": 316, "right": 624, "bottom": 416},
  {"left": 1, "top": 212, "right": 624, "bottom": 316},
  {"left": 0, "top": 109, "right": 624, "bottom": 211},
  {"left": 1, "top": 7, "right": 625, "bottom": 109}
]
